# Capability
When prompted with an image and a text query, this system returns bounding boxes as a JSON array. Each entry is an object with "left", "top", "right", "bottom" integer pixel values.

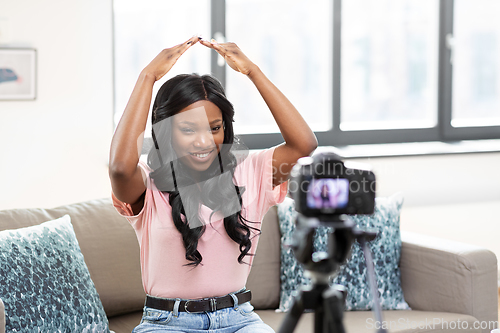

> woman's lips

[{"left": 189, "top": 149, "right": 214, "bottom": 162}]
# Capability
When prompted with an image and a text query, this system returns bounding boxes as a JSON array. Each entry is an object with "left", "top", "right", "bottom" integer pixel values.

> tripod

[{"left": 277, "top": 214, "right": 387, "bottom": 333}]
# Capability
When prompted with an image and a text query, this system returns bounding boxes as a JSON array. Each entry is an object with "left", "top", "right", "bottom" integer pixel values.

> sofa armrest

[
  {"left": 0, "top": 298, "right": 5, "bottom": 333},
  {"left": 400, "top": 231, "right": 498, "bottom": 328}
]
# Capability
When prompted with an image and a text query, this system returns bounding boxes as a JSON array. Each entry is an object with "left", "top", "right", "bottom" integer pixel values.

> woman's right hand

[
  {"left": 142, "top": 36, "right": 199, "bottom": 81},
  {"left": 110, "top": 36, "right": 198, "bottom": 207}
]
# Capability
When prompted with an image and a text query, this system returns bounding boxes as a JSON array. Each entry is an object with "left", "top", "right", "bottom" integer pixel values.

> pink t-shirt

[{"left": 112, "top": 147, "right": 287, "bottom": 299}]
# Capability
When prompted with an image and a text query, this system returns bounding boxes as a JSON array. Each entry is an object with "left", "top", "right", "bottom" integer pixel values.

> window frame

[
  {"left": 439, "top": 0, "right": 500, "bottom": 142},
  {"left": 228, "top": 0, "right": 500, "bottom": 149},
  {"left": 117, "top": 0, "right": 500, "bottom": 151}
]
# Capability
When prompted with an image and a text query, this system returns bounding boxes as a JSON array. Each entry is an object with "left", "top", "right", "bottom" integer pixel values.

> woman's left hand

[{"left": 200, "top": 38, "right": 258, "bottom": 76}]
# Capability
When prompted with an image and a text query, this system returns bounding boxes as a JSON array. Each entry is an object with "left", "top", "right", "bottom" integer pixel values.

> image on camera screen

[{"left": 307, "top": 178, "right": 349, "bottom": 210}]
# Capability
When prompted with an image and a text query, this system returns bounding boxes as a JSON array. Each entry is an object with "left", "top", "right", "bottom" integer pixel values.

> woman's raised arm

[
  {"left": 109, "top": 36, "right": 199, "bottom": 209},
  {"left": 199, "top": 39, "right": 318, "bottom": 187}
]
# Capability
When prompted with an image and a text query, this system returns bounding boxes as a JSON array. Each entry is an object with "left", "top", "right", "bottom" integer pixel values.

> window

[
  {"left": 113, "top": 0, "right": 500, "bottom": 150},
  {"left": 225, "top": 0, "right": 332, "bottom": 135},
  {"left": 113, "top": 0, "right": 211, "bottom": 138},
  {"left": 340, "top": 0, "right": 439, "bottom": 131},
  {"left": 452, "top": 0, "right": 500, "bottom": 128}
]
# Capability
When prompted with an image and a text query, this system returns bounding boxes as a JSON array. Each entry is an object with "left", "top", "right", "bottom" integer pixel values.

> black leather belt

[{"left": 145, "top": 290, "right": 252, "bottom": 313}]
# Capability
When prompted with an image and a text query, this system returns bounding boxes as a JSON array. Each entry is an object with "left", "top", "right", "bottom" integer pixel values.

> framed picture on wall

[{"left": 0, "top": 48, "right": 37, "bottom": 100}]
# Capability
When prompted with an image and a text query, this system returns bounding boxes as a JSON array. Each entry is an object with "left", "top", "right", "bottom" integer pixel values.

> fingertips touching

[{"left": 198, "top": 38, "right": 214, "bottom": 49}]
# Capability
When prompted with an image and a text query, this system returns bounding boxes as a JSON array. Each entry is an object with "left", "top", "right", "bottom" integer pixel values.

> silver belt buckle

[{"left": 184, "top": 300, "right": 203, "bottom": 314}]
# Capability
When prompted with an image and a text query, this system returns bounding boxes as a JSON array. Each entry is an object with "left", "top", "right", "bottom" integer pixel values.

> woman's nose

[{"left": 194, "top": 131, "right": 214, "bottom": 148}]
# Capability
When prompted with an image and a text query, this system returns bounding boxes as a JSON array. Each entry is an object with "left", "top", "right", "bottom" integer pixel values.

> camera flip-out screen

[{"left": 307, "top": 178, "right": 349, "bottom": 210}]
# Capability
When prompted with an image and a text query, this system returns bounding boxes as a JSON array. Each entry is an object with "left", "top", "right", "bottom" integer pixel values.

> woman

[{"left": 109, "top": 36, "right": 317, "bottom": 332}]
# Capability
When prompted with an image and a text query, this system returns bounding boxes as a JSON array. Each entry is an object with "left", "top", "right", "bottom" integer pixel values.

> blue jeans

[{"left": 132, "top": 289, "right": 274, "bottom": 333}]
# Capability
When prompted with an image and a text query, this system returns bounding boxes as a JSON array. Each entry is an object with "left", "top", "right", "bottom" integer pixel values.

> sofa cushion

[
  {"left": 0, "top": 215, "right": 109, "bottom": 332},
  {"left": 0, "top": 198, "right": 145, "bottom": 317},
  {"left": 277, "top": 194, "right": 409, "bottom": 311},
  {"left": 246, "top": 206, "right": 281, "bottom": 309}
]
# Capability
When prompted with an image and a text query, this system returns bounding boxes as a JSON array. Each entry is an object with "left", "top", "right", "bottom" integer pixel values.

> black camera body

[
  {"left": 289, "top": 151, "right": 376, "bottom": 218},
  {"left": 279, "top": 150, "right": 387, "bottom": 333}
]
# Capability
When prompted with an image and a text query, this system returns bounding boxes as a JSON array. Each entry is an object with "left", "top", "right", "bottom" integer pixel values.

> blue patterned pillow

[
  {"left": 0, "top": 215, "right": 110, "bottom": 332},
  {"left": 277, "top": 194, "right": 410, "bottom": 312}
]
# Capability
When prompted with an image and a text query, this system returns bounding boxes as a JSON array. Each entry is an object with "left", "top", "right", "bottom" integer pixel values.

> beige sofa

[{"left": 0, "top": 198, "right": 498, "bottom": 333}]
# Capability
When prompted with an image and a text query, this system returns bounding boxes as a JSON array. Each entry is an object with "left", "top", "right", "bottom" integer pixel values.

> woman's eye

[
  {"left": 181, "top": 128, "right": 194, "bottom": 133},
  {"left": 211, "top": 126, "right": 221, "bottom": 132}
]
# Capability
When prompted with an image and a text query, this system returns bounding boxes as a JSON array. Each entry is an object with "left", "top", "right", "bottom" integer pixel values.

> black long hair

[{"left": 147, "top": 73, "right": 257, "bottom": 267}]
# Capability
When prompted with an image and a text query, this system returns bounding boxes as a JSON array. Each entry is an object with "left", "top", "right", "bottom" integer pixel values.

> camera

[
  {"left": 289, "top": 151, "right": 376, "bottom": 217},
  {"left": 279, "top": 150, "right": 387, "bottom": 333}
]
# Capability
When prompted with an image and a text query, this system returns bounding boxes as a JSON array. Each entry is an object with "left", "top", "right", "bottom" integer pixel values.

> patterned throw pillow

[
  {"left": 277, "top": 194, "right": 410, "bottom": 312},
  {"left": 0, "top": 215, "right": 110, "bottom": 332}
]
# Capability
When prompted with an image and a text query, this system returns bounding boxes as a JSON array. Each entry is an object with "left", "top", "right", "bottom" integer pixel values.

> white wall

[
  {"left": 1, "top": 0, "right": 499, "bottom": 267},
  {"left": 0, "top": 0, "right": 113, "bottom": 209},
  {"left": 352, "top": 152, "right": 500, "bottom": 265}
]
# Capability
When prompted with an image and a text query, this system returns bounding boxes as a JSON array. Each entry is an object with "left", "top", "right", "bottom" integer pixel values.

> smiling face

[{"left": 171, "top": 100, "right": 225, "bottom": 173}]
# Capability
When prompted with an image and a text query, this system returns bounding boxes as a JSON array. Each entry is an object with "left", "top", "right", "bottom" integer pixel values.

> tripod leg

[
  {"left": 358, "top": 237, "right": 388, "bottom": 333},
  {"left": 277, "top": 291, "right": 306, "bottom": 333},
  {"left": 322, "top": 288, "right": 346, "bottom": 333},
  {"left": 314, "top": 301, "right": 324, "bottom": 333}
]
